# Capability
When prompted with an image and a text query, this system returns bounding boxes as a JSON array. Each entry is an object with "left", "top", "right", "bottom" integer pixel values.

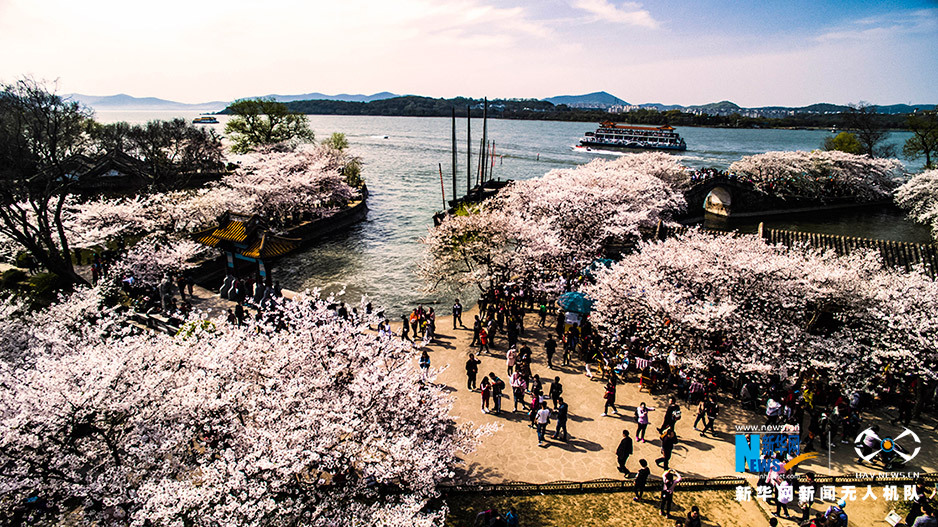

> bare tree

[
  {"left": 842, "top": 103, "right": 896, "bottom": 158},
  {"left": 0, "top": 78, "right": 92, "bottom": 284}
]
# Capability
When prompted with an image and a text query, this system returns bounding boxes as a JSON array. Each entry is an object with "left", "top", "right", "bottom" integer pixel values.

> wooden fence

[{"left": 652, "top": 221, "right": 937, "bottom": 278}]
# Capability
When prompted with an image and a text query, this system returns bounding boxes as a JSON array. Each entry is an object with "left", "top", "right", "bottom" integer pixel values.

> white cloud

[
  {"left": 815, "top": 7, "right": 937, "bottom": 42},
  {"left": 572, "top": 0, "right": 658, "bottom": 29}
]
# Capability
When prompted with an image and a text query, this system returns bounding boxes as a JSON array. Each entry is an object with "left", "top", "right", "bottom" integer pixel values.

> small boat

[{"left": 192, "top": 116, "right": 219, "bottom": 124}]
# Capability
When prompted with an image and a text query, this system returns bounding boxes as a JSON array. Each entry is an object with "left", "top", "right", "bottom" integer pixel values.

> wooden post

[
  {"left": 757, "top": 222, "right": 764, "bottom": 238},
  {"left": 438, "top": 163, "right": 446, "bottom": 211},
  {"left": 481, "top": 97, "right": 488, "bottom": 183},
  {"left": 451, "top": 107, "right": 457, "bottom": 205},
  {"left": 467, "top": 106, "right": 471, "bottom": 196}
]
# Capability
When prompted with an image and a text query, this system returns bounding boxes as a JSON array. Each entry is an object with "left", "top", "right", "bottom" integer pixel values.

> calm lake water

[{"left": 97, "top": 111, "right": 930, "bottom": 314}]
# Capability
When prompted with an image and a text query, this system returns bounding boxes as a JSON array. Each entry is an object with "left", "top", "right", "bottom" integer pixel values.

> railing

[{"left": 440, "top": 476, "right": 745, "bottom": 496}]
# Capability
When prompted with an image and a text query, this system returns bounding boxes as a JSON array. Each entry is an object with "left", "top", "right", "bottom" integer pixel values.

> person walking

[
  {"left": 419, "top": 351, "right": 430, "bottom": 383},
  {"left": 616, "top": 429, "right": 633, "bottom": 474},
  {"left": 479, "top": 326, "right": 491, "bottom": 354},
  {"left": 545, "top": 334, "right": 557, "bottom": 369},
  {"left": 686, "top": 505, "right": 702, "bottom": 527},
  {"left": 658, "top": 397, "right": 681, "bottom": 433},
  {"left": 800, "top": 472, "right": 817, "bottom": 523},
  {"left": 552, "top": 397, "right": 569, "bottom": 441},
  {"left": 506, "top": 346, "right": 517, "bottom": 376},
  {"left": 549, "top": 377, "right": 563, "bottom": 410},
  {"left": 636, "top": 402, "right": 654, "bottom": 443},
  {"left": 660, "top": 469, "right": 682, "bottom": 518},
  {"left": 634, "top": 459, "right": 650, "bottom": 501},
  {"left": 466, "top": 353, "right": 481, "bottom": 391},
  {"left": 602, "top": 381, "right": 618, "bottom": 416},
  {"left": 480, "top": 377, "right": 491, "bottom": 413},
  {"left": 471, "top": 315, "right": 481, "bottom": 346},
  {"left": 452, "top": 299, "right": 463, "bottom": 329},
  {"left": 535, "top": 402, "right": 551, "bottom": 446},
  {"left": 656, "top": 426, "right": 677, "bottom": 469},
  {"left": 701, "top": 398, "right": 719, "bottom": 437},
  {"left": 693, "top": 397, "right": 708, "bottom": 431}
]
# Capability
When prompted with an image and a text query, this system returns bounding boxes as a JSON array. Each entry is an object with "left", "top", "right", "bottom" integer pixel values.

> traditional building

[{"left": 194, "top": 212, "right": 300, "bottom": 278}]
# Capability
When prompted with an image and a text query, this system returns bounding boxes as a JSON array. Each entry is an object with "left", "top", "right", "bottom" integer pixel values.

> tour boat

[
  {"left": 192, "top": 116, "right": 219, "bottom": 124},
  {"left": 577, "top": 121, "right": 686, "bottom": 152}
]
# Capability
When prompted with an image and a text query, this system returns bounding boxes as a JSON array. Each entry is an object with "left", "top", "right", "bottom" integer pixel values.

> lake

[{"left": 96, "top": 111, "right": 929, "bottom": 314}]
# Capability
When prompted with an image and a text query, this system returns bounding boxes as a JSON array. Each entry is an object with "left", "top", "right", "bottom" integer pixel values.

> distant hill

[
  {"left": 259, "top": 92, "right": 399, "bottom": 103},
  {"left": 545, "top": 91, "right": 628, "bottom": 109},
  {"left": 686, "top": 100, "right": 741, "bottom": 113},
  {"left": 67, "top": 93, "right": 228, "bottom": 112}
]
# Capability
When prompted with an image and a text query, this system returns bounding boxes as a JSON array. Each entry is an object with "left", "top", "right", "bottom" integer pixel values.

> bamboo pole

[
  {"left": 451, "top": 107, "right": 457, "bottom": 205},
  {"left": 438, "top": 163, "right": 446, "bottom": 211}
]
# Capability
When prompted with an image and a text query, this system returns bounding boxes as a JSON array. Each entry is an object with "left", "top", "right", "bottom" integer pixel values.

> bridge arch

[{"left": 704, "top": 186, "right": 732, "bottom": 216}]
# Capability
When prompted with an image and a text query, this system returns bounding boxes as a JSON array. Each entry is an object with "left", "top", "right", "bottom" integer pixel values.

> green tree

[
  {"left": 322, "top": 132, "right": 349, "bottom": 151},
  {"left": 903, "top": 111, "right": 938, "bottom": 169},
  {"left": 822, "top": 131, "right": 863, "bottom": 154},
  {"left": 89, "top": 118, "right": 225, "bottom": 190},
  {"left": 224, "top": 98, "right": 314, "bottom": 153},
  {"left": 0, "top": 78, "right": 92, "bottom": 286}
]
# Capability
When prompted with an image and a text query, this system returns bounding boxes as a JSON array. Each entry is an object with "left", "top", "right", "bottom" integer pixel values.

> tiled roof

[{"left": 242, "top": 233, "right": 300, "bottom": 259}]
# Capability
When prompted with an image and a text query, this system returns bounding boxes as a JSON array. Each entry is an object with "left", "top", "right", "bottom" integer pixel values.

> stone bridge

[{"left": 683, "top": 176, "right": 787, "bottom": 217}]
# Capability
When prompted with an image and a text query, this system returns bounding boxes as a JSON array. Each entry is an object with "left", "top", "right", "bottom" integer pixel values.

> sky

[{"left": 1, "top": 0, "right": 936, "bottom": 106}]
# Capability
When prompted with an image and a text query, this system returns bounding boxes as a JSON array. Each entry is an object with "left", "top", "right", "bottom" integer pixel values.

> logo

[
  {"left": 854, "top": 427, "right": 921, "bottom": 464},
  {"left": 735, "top": 433, "right": 819, "bottom": 473}
]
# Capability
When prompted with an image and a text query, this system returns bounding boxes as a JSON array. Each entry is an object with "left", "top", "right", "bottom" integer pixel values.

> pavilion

[{"left": 194, "top": 212, "right": 300, "bottom": 279}]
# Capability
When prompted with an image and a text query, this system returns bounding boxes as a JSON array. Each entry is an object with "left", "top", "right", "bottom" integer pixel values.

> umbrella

[{"left": 557, "top": 291, "right": 594, "bottom": 314}]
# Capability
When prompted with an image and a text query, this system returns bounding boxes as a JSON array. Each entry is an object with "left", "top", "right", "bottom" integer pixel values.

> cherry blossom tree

[
  {"left": 586, "top": 230, "right": 938, "bottom": 390},
  {"left": 61, "top": 196, "right": 159, "bottom": 250},
  {"left": 895, "top": 169, "right": 938, "bottom": 241},
  {"left": 106, "top": 234, "right": 216, "bottom": 288},
  {"left": 0, "top": 292, "right": 487, "bottom": 525},
  {"left": 728, "top": 150, "right": 904, "bottom": 200},
  {"left": 421, "top": 153, "right": 687, "bottom": 292}
]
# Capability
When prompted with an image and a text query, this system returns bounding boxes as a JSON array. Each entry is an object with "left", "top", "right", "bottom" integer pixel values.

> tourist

[
  {"left": 530, "top": 374, "right": 543, "bottom": 398},
  {"left": 633, "top": 459, "right": 650, "bottom": 501},
  {"left": 660, "top": 469, "right": 682, "bottom": 517},
  {"left": 479, "top": 326, "right": 490, "bottom": 354},
  {"left": 658, "top": 397, "right": 681, "bottom": 432},
  {"left": 552, "top": 397, "right": 569, "bottom": 441},
  {"left": 419, "top": 351, "right": 430, "bottom": 383},
  {"left": 912, "top": 506, "right": 938, "bottom": 527},
  {"left": 510, "top": 371, "right": 527, "bottom": 412},
  {"left": 535, "top": 402, "right": 551, "bottom": 446},
  {"left": 489, "top": 373, "right": 505, "bottom": 414},
  {"left": 774, "top": 478, "right": 792, "bottom": 518},
  {"left": 504, "top": 507, "right": 519, "bottom": 527},
  {"left": 506, "top": 346, "right": 517, "bottom": 376},
  {"left": 616, "top": 429, "right": 633, "bottom": 474},
  {"left": 545, "top": 334, "right": 557, "bottom": 369},
  {"left": 686, "top": 505, "right": 702, "bottom": 527},
  {"left": 549, "top": 376, "right": 563, "bottom": 410},
  {"left": 538, "top": 302, "right": 547, "bottom": 327},
  {"left": 480, "top": 377, "right": 491, "bottom": 413},
  {"left": 602, "top": 381, "right": 618, "bottom": 416},
  {"left": 656, "top": 426, "right": 677, "bottom": 469},
  {"left": 453, "top": 298, "right": 463, "bottom": 329},
  {"left": 471, "top": 315, "right": 481, "bottom": 346},
  {"left": 701, "top": 398, "right": 719, "bottom": 437},
  {"left": 234, "top": 302, "right": 245, "bottom": 327},
  {"left": 400, "top": 314, "right": 411, "bottom": 342},
  {"left": 466, "top": 353, "right": 481, "bottom": 391},
  {"left": 824, "top": 499, "right": 848, "bottom": 526},
  {"left": 635, "top": 402, "right": 654, "bottom": 442},
  {"left": 856, "top": 424, "right": 881, "bottom": 464},
  {"left": 799, "top": 472, "right": 817, "bottom": 523},
  {"left": 226, "top": 308, "right": 236, "bottom": 325},
  {"left": 693, "top": 397, "right": 708, "bottom": 430},
  {"left": 426, "top": 308, "right": 436, "bottom": 341}
]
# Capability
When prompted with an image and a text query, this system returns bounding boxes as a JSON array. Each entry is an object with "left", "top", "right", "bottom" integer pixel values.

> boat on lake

[
  {"left": 576, "top": 121, "right": 686, "bottom": 152},
  {"left": 192, "top": 116, "right": 219, "bottom": 124}
]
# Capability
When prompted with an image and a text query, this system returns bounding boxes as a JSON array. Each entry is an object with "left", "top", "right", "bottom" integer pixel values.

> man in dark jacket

[
  {"left": 616, "top": 429, "right": 633, "bottom": 474},
  {"left": 552, "top": 397, "right": 569, "bottom": 441}
]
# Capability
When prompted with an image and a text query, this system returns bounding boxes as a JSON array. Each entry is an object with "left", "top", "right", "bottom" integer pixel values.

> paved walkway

[{"left": 392, "top": 307, "right": 938, "bottom": 487}]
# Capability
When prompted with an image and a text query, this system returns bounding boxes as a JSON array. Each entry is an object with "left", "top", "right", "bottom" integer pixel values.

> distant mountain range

[
  {"left": 68, "top": 90, "right": 935, "bottom": 117},
  {"left": 68, "top": 92, "right": 400, "bottom": 111}
]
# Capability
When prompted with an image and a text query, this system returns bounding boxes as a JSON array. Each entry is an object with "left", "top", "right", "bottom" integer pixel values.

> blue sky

[{"left": 0, "top": 0, "right": 935, "bottom": 106}]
